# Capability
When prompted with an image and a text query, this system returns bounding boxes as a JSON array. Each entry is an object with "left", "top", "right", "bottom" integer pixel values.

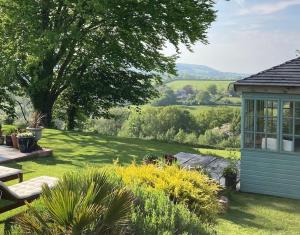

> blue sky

[{"left": 165, "top": 0, "right": 300, "bottom": 74}]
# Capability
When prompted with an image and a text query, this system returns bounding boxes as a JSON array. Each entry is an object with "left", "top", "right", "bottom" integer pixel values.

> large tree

[{"left": 0, "top": 0, "right": 216, "bottom": 127}]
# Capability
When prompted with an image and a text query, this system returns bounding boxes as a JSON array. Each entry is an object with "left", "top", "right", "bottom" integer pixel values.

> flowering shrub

[{"left": 115, "top": 163, "right": 221, "bottom": 224}]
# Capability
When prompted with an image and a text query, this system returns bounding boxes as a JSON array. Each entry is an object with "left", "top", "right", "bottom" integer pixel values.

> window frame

[
  {"left": 242, "top": 93, "right": 300, "bottom": 155},
  {"left": 242, "top": 98, "right": 279, "bottom": 152},
  {"left": 281, "top": 100, "right": 300, "bottom": 153}
]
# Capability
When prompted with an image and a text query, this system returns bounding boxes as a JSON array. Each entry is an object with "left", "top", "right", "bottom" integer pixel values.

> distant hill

[{"left": 171, "top": 63, "right": 247, "bottom": 81}]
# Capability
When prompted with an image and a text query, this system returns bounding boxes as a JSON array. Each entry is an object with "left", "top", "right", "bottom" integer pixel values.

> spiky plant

[
  {"left": 13, "top": 170, "right": 134, "bottom": 235},
  {"left": 29, "top": 112, "right": 45, "bottom": 128}
]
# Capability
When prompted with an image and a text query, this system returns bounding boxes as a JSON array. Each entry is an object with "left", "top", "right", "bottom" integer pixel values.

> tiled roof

[{"left": 234, "top": 57, "right": 300, "bottom": 88}]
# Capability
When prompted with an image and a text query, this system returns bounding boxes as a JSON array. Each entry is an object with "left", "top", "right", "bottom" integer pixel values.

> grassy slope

[
  {"left": 0, "top": 128, "right": 299, "bottom": 234},
  {"left": 165, "top": 80, "right": 232, "bottom": 91}
]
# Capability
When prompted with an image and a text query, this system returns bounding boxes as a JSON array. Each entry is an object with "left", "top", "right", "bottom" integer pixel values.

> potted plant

[
  {"left": 11, "top": 132, "right": 19, "bottom": 149},
  {"left": 5, "top": 128, "right": 17, "bottom": 147},
  {"left": 0, "top": 124, "right": 4, "bottom": 145},
  {"left": 26, "top": 112, "right": 45, "bottom": 141},
  {"left": 17, "top": 132, "right": 35, "bottom": 153},
  {"left": 222, "top": 161, "right": 238, "bottom": 189}
]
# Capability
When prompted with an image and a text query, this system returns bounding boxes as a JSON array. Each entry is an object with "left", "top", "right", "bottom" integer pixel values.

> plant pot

[
  {"left": 5, "top": 135, "right": 13, "bottom": 147},
  {"left": 11, "top": 134, "right": 19, "bottom": 149},
  {"left": 26, "top": 127, "right": 43, "bottom": 141},
  {"left": 17, "top": 137, "right": 35, "bottom": 153},
  {"left": 224, "top": 173, "right": 237, "bottom": 189},
  {"left": 0, "top": 136, "right": 4, "bottom": 145}
]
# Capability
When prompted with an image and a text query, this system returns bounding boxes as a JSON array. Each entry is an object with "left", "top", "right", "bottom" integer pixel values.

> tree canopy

[{"left": 0, "top": 0, "right": 216, "bottom": 126}]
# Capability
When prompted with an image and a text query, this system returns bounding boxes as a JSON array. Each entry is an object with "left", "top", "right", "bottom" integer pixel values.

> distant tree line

[{"left": 152, "top": 84, "right": 240, "bottom": 107}]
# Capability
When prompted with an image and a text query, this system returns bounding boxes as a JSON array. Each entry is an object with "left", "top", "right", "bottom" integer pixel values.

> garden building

[{"left": 234, "top": 57, "right": 300, "bottom": 199}]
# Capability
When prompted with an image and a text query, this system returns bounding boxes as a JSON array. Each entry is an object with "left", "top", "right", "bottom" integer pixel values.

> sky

[{"left": 165, "top": 0, "right": 300, "bottom": 74}]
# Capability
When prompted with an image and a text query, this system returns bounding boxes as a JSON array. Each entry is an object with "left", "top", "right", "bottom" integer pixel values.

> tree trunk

[
  {"left": 30, "top": 94, "right": 55, "bottom": 128},
  {"left": 67, "top": 105, "right": 77, "bottom": 130}
]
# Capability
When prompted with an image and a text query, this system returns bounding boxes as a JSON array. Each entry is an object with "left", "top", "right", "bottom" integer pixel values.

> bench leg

[{"left": 18, "top": 173, "right": 23, "bottom": 183}]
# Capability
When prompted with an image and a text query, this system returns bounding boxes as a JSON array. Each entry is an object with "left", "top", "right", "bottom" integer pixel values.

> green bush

[
  {"left": 115, "top": 164, "right": 220, "bottom": 224},
  {"left": 10, "top": 170, "right": 133, "bottom": 235},
  {"left": 198, "top": 129, "right": 225, "bottom": 146},
  {"left": 130, "top": 187, "right": 213, "bottom": 235}
]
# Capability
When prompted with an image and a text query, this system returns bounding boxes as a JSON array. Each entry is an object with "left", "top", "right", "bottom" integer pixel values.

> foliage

[
  {"left": 152, "top": 86, "right": 177, "bottom": 106},
  {"left": 28, "top": 112, "right": 45, "bottom": 128},
  {"left": 129, "top": 186, "right": 213, "bottom": 235},
  {"left": 0, "top": 0, "right": 216, "bottom": 126},
  {"left": 17, "top": 132, "right": 34, "bottom": 138},
  {"left": 194, "top": 107, "right": 240, "bottom": 134},
  {"left": 222, "top": 161, "right": 239, "bottom": 177},
  {"left": 115, "top": 163, "right": 221, "bottom": 224},
  {"left": 4, "top": 127, "right": 17, "bottom": 135},
  {"left": 184, "top": 132, "right": 199, "bottom": 145},
  {"left": 13, "top": 170, "right": 133, "bottom": 235},
  {"left": 120, "top": 106, "right": 198, "bottom": 139},
  {"left": 0, "top": 87, "right": 16, "bottom": 118},
  {"left": 88, "top": 108, "right": 130, "bottom": 136},
  {"left": 87, "top": 105, "right": 240, "bottom": 148},
  {"left": 174, "top": 129, "right": 187, "bottom": 143},
  {"left": 198, "top": 129, "right": 226, "bottom": 146}
]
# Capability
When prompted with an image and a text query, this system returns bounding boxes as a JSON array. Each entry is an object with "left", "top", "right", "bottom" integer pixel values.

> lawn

[
  {"left": 165, "top": 79, "right": 233, "bottom": 91},
  {"left": 0, "top": 128, "right": 299, "bottom": 234}
]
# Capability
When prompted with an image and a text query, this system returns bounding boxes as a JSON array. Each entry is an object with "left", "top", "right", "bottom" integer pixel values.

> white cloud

[{"left": 239, "top": 0, "right": 300, "bottom": 15}]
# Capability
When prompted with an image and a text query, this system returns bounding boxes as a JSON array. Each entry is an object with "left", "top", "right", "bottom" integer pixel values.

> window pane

[
  {"left": 255, "top": 133, "right": 266, "bottom": 149},
  {"left": 256, "top": 117, "right": 265, "bottom": 132},
  {"left": 283, "top": 118, "right": 293, "bottom": 135},
  {"left": 295, "top": 137, "right": 300, "bottom": 153},
  {"left": 244, "top": 133, "right": 254, "bottom": 148},
  {"left": 245, "top": 100, "right": 254, "bottom": 116},
  {"left": 267, "top": 117, "right": 277, "bottom": 133},
  {"left": 256, "top": 100, "right": 265, "bottom": 117},
  {"left": 295, "top": 102, "right": 300, "bottom": 118},
  {"left": 245, "top": 115, "right": 254, "bottom": 131},
  {"left": 295, "top": 119, "right": 300, "bottom": 135},
  {"left": 282, "top": 136, "right": 293, "bottom": 152},
  {"left": 266, "top": 134, "right": 278, "bottom": 151},
  {"left": 267, "top": 101, "right": 278, "bottom": 117},
  {"left": 283, "top": 101, "right": 293, "bottom": 118}
]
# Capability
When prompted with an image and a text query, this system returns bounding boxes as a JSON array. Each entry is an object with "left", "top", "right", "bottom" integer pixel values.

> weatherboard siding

[{"left": 240, "top": 150, "right": 300, "bottom": 199}]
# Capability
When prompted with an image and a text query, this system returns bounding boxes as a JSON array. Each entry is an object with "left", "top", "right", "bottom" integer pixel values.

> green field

[
  {"left": 166, "top": 79, "right": 233, "bottom": 91},
  {"left": 0, "top": 127, "right": 299, "bottom": 234}
]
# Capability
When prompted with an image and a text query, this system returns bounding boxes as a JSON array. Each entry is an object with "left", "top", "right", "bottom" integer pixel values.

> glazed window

[
  {"left": 282, "top": 101, "right": 300, "bottom": 152},
  {"left": 243, "top": 99, "right": 278, "bottom": 151}
]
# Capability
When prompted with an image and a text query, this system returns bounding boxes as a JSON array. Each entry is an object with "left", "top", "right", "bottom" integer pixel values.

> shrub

[
  {"left": 120, "top": 106, "right": 197, "bottom": 140},
  {"left": 174, "top": 129, "right": 187, "bottom": 143},
  {"left": 198, "top": 129, "right": 225, "bottom": 146},
  {"left": 184, "top": 132, "right": 198, "bottom": 145},
  {"left": 129, "top": 186, "right": 213, "bottom": 235},
  {"left": 11, "top": 170, "right": 133, "bottom": 235},
  {"left": 115, "top": 164, "right": 220, "bottom": 224}
]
